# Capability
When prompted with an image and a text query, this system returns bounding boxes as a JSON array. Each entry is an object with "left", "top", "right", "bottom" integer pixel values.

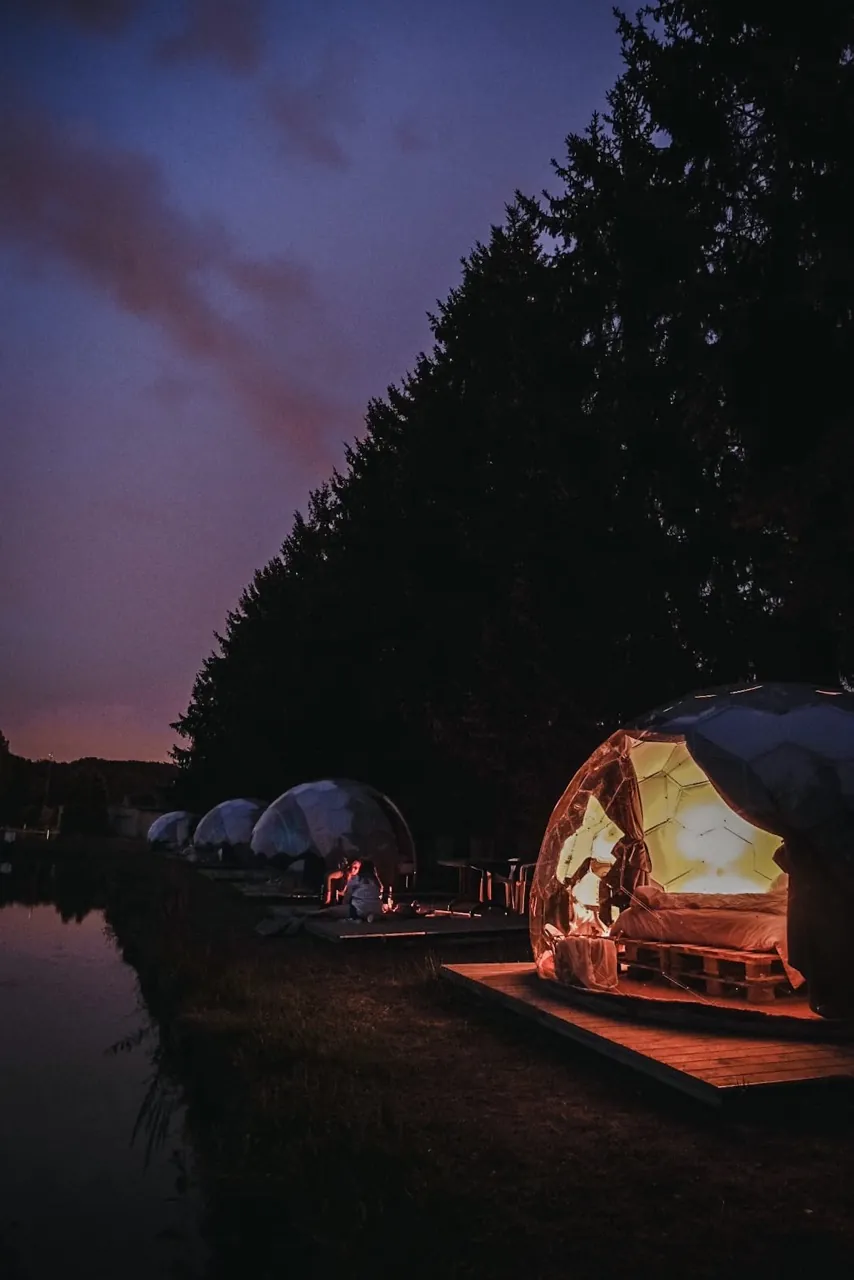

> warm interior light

[
  {"left": 573, "top": 867, "right": 608, "bottom": 909},
  {"left": 554, "top": 740, "right": 780, "bottom": 917},
  {"left": 571, "top": 896, "right": 610, "bottom": 936},
  {"left": 556, "top": 794, "right": 624, "bottom": 883},
  {"left": 628, "top": 738, "right": 780, "bottom": 892}
]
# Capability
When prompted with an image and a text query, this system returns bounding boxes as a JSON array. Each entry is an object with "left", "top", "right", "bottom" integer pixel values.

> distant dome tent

[
  {"left": 251, "top": 780, "right": 416, "bottom": 894},
  {"left": 193, "top": 798, "right": 267, "bottom": 852},
  {"left": 530, "top": 683, "right": 854, "bottom": 1019},
  {"left": 147, "top": 810, "right": 197, "bottom": 851}
]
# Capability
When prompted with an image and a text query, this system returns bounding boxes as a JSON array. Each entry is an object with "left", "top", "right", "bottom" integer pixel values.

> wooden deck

[
  {"left": 231, "top": 882, "right": 318, "bottom": 901},
  {"left": 305, "top": 912, "right": 529, "bottom": 944},
  {"left": 195, "top": 869, "right": 319, "bottom": 901},
  {"left": 441, "top": 962, "right": 854, "bottom": 1105},
  {"left": 197, "top": 868, "right": 271, "bottom": 882}
]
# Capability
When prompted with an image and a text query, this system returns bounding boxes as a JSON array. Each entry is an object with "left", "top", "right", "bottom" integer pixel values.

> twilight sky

[{"left": 1, "top": 0, "right": 623, "bottom": 763}]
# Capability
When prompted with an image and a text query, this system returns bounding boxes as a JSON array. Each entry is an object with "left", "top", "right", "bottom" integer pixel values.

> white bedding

[
  {"left": 630, "top": 885, "right": 787, "bottom": 915},
  {"left": 612, "top": 891, "right": 805, "bottom": 987},
  {"left": 613, "top": 904, "right": 787, "bottom": 954}
]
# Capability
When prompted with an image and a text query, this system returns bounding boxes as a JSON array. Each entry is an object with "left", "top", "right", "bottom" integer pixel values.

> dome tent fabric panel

[
  {"left": 685, "top": 704, "right": 854, "bottom": 868},
  {"left": 251, "top": 795, "right": 316, "bottom": 861},
  {"left": 372, "top": 791, "right": 417, "bottom": 874},
  {"left": 548, "top": 741, "right": 651, "bottom": 928},
  {"left": 631, "top": 739, "right": 781, "bottom": 894},
  {"left": 531, "top": 733, "right": 655, "bottom": 951},
  {"left": 147, "top": 810, "right": 197, "bottom": 849},
  {"left": 251, "top": 779, "right": 415, "bottom": 892},
  {"left": 290, "top": 780, "right": 362, "bottom": 860},
  {"left": 531, "top": 683, "right": 854, "bottom": 1017},
  {"left": 193, "top": 798, "right": 267, "bottom": 849}
]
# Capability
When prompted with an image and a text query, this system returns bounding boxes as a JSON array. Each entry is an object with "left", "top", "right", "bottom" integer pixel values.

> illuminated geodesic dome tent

[
  {"left": 251, "top": 779, "right": 416, "bottom": 894},
  {"left": 530, "top": 683, "right": 854, "bottom": 1017},
  {"left": 147, "top": 810, "right": 197, "bottom": 850},
  {"left": 193, "top": 798, "right": 267, "bottom": 852}
]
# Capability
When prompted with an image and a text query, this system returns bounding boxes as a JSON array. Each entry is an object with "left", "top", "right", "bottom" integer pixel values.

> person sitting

[
  {"left": 342, "top": 858, "right": 383, "bottom": 923},
  {"left": 324, "top": 858, "right": 359, "bottom": 905}
]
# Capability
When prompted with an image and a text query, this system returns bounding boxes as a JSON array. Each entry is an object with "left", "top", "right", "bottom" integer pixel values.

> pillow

[
  {"left": 631, "top": 884, "right": 664, "bottom": 909},
  {"left": 627, "top": 886, "right": 787, "bottom": 915}
]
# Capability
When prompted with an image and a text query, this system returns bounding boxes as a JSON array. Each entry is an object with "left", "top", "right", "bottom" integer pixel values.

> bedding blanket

[
  {"left": 613, "top": 903, "right": 804, "bottom": 987},
  {"left": 613, "top": 905, "right": 785, "bottom": 953}
]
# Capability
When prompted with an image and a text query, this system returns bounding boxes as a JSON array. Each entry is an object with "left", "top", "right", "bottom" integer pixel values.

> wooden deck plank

[
  {"left": 693, "top": 1052, "right": 854, "bottom": 1074},
  {"left": 517, "top": 978, "right": 830, "bottom": 1031},
  {"left": 442, "top": 966, "right": 723, "bottom": 1104},
  {"left": 441, "top": 962, "right": 854, "bottom": 1104},
  {"left": 488, "top": 979, "right": 853, "bottom": 1060},
  {"left": 482, "top": 975, "right": 854, "bottom": 1070},
  {"left": 305, "top": 913, "right": 528, "bottom": 944}
]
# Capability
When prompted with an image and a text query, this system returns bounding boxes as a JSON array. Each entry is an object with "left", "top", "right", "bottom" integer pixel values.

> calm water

[{"left": 0, "top": 902, "right": 207, "bottom": 1279}]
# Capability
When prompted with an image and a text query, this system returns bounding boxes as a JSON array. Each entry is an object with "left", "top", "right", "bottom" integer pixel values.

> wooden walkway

[
  {"left": 441, "top": 962, "right": 854, "bottom": 1105},
  {"left": 305, "top": 912, "right": 529, "bottom": 944}
]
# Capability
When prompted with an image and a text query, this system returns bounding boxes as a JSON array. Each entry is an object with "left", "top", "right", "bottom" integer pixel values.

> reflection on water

[{"left": 0, "top": 901, "right": 206, "bottom": 1279}]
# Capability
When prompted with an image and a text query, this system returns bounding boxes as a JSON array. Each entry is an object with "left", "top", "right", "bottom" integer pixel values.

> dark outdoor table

[
  {"left": 468, "top": 857, "right": 528, "bottom": 908},
  {"left": 438, "top": 856, "right": 529, "bottom": 905},
  {"left": 437, "top": 858, "right": 477, "bottom": 897}
]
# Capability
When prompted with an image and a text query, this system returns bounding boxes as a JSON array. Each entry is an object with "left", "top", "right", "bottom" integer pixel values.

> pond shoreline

[
  {"left": 0, "top": 870, "right": 205, "bottom": 1279},
  {"left": 6, "top": 842, "right": 854, "bottom": 1278}
]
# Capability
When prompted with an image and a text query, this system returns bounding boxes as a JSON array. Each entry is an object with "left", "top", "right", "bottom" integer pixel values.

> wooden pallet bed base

[{"left": 619, "top": 939, "right": 791, "bottom": 1003}]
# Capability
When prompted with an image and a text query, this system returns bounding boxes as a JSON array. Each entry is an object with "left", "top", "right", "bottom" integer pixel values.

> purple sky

[{"left": 1, "top": 0, "right": 623, "bottom": 763}]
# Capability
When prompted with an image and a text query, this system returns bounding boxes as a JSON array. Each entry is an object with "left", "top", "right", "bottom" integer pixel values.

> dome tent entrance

[
  {"left": 193, "top": 798, "right": 267, "bottom": 853},
  {"left": 251, "top": 779, "right": 416, "bottom": 894},
  {"left": 147, "top": 810, "right": 197, "bottom": 851},
  {"left": 530, "top": 684, "right": 854, "bottom": 1019}
]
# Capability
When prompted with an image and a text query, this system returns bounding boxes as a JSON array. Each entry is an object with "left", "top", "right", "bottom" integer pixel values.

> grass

[{"left": 8, "top": 845, "right": 854, "bottom": 1277}]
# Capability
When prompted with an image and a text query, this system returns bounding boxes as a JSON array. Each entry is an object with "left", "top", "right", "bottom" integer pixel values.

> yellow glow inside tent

[
  {"left": 555, "top": 741, "right": 781, "bottom": 898},
  {"left": 558, "top": 788, "right": 624, "bottom": 890},
  {"left": 629, "top": 739, "right": 780, "bottom": 893}
]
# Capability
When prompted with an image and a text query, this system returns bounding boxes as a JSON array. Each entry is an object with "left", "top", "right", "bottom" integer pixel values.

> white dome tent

[
  {"left": 251, "top": 779, "right": 416, "bottom": 896},
  {"left": 531, "top": 683, "right": 854, "bottom": 1019},
  {"left": 147, "top": 810, "right": 197, "bottom": 851},
  {"left": 193, "top": 798, "right": 267, "bottom": 855}
]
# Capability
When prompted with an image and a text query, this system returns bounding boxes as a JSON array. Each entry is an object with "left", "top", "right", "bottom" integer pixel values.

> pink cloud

[
  {"left": 266, "top": 45, "right": 363, "bottom": 170},
  {"left": 157, "top": 0, "right": 267, "bottom": 77},
  {"left": 0, "top": 105, "right": 336, "bottom": 458},
  {"left": 393, "top": 116, "right": 432, "bottom": 155},
  {"left": 22, "top": 0, "right": 140, "bottom": 34},
  {"left": 21, "top": 0, "right": 265, "bottom": 78}
]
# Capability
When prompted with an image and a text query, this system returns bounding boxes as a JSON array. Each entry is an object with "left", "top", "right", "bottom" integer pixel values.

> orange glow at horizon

[{"left": 5, "top": 705, "right": 174, "bottom": 764}]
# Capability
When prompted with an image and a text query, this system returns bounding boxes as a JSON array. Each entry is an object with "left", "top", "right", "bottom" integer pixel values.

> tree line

[
  {"left": 172, "top": 2, "right": 854, "bottom": 856},
  {"left": 0, "top": 733, "right": 177, "bottom": 836}
]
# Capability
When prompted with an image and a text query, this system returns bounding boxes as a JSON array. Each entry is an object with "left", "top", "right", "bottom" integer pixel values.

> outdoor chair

[
  {"left": 472, "top": 859, "right": 535, "bottom": 913},
  {"left": 513, "top": 862, "right": 537, "bottom": 914},
  {"left": 471, "top": 865, "right": 495, "bottom": 904},
  {"left": 443, "top": 866, "right": 494, "bottom": 914},
  {"left": 488, "top": 868, "right": 517, "bottom": 910},
  {"left": 471, "top": 864, "right": 520, "bottom": 914}
]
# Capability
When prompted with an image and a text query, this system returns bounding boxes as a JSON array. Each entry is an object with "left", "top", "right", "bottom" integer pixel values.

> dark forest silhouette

[
  {"left": 165, "top": 3, "right": 854, "bottom": 850},
  {"left": 0, "top": 732, "right": 177, "bottom": 830}
]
